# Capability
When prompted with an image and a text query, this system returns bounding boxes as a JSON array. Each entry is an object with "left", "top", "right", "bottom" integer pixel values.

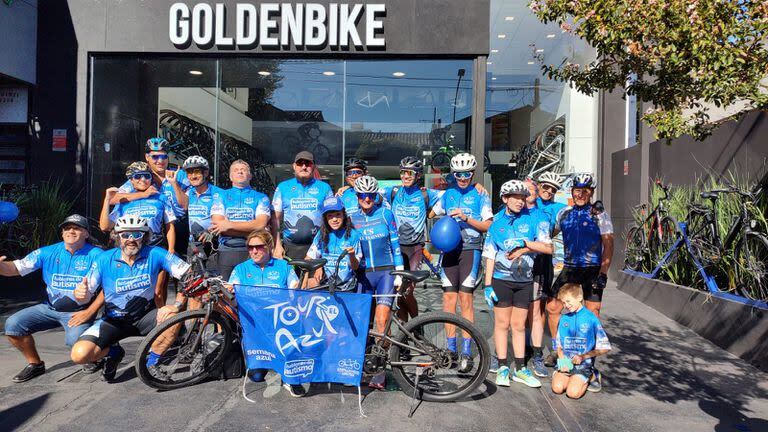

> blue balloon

[
  {"left": 0, "top": 201, "right": 19, "bottom": 223},
  {"left": 430, "top": 216, "right": 462, "bottom": 252}
]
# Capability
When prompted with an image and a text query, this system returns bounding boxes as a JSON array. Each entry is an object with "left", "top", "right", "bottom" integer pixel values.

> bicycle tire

[
  {"left": 431, "top": 152, "right": 452, "bottom": 172},
  {"left": 733, "top": 232, "right": 768, "bottom": 301},
  {"left": 624, "top": 225, "right": 647, "bottom": 271},
  {"left": 135, "top": 309, "right": 233, "bottom": 390},
  {"left": 686, "top": 210, "right": 719, "bottom": 267},
  {"left": 312, "top": 143, "right": 331, "bottom": 165},
  {"left": 389, "top": 312, "right": 490, "bottom": 402},
  {"left": 650, "top": 216, "right": 679, "bottom": 263}
]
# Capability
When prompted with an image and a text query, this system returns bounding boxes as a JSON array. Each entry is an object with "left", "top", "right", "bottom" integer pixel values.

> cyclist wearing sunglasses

[
  {"left": 349, "top": 175, "right": 404, "bottom": 389},
  {"left": 429, "top": 153, "right": 493, "bottom": 372},
  {"left": 1, "top": 214, "right": 104, "bottom": 383},
  {"left": 179, "top": 156, "right": 223, "bottom": 258},
  {"left": 71, "top": 216, "right": 191, "bottom": 382},
  {"left": 337, "top": 158, "right": 369, "bottom": 212},
  {"left": 272, "top": 151, "right": 334, "bottom": 263},
  {"left": 210, "top": 160, "right": 271, "bottom": 280}
]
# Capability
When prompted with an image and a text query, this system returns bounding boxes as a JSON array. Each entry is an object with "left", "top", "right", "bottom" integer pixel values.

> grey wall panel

[
  {"left": 0, "top": 0, "right": 37, "bottom": 84},
  {"left": 610, "top": 145, "right": 641, "bottom": 279},
  {"left": 598, "top": 90, "right": 627, "bottom": 211}
]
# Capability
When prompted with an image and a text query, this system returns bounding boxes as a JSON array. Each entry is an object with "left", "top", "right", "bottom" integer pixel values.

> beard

[{"left": 122, "top": 242, "right": 142, "bottom": 257}]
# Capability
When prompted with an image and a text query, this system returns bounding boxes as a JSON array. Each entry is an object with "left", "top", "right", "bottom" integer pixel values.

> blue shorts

[
  {"left": 4, "top": 303, "right": 93, "bottom": 347},
  {"left": 356, "top": 270, "right": 395, "bottom": 307}
]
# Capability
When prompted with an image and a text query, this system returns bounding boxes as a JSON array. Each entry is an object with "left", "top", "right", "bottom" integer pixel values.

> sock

[
  {"left": 514, "top": 357, "right": 526, "bottom": 371},
  {"left": 146, "top": 351, "right": 161, "bottom": 367},
  {"left": 462, "top": 338, "right": 472, "bottom": 355},
  {"left": 498, "top": 358, "right": 509, "bottom": 368},
  {"left": 532, "top": 346, "right": 543, "bottom": 358},
  {"left": 108, "top": 345, "right": 121, "bottom": 358},
  {"left": 447, "top": 337, "right": 457, "bottom": 353}
]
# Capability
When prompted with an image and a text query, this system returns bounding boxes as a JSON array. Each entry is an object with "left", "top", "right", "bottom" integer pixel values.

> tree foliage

[{"left": 530, "top": 0, "right": 768, "bottom": 141}]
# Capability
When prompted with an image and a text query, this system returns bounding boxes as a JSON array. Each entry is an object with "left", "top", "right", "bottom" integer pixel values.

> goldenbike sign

[{"left": 235, "top": 284, "right": 372, "bottom": 385}]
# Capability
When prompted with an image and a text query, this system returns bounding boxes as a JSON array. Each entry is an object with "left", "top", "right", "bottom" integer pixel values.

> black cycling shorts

[
  {"left": 78, "top": 308, "right": 159, "bottom": 349},
  {"left": 533, "top": 254, "right": 554, "bottom": 301},
  {"left": 492, "top": 279, "right": 533, "bottom": 309},
  {"left": 550, "top": 266, "right": 603, "bottom": 303},
  {"left": 441, "top": 248, "right": 482, "bottom": 293}
]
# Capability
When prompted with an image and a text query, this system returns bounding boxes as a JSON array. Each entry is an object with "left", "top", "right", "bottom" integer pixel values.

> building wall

[{"left": 0, "top": 0, "right": 37, "bottom": 84}]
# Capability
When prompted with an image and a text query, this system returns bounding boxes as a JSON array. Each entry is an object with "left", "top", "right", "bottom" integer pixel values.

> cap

[
  {"left": 294, "top": 151, "right": 314, "bottom": 163},
  {"left": 321, "top": 197, "right": 344, "bottom": 214},
  {"left": 59, "top": 214, "right": 90, "bottom": 231}
]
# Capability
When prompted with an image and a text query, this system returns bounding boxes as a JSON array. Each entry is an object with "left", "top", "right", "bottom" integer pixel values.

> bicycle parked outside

[{"left": 624, "top": 180, "right": 678, "bottom": 272}]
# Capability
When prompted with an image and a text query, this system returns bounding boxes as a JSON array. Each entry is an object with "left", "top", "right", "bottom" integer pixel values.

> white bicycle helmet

[
  {"left": 537, "top": 172, "right": 564, "bottom": 190},
  {"left": 114, "top": 215, "right": 151, "bottom": 233},
  {"left": 572, "top": 172, "right": 597, "bottom": 189},
  {"left": 182, "top": 155, "right": 209, "bottom": 171},
  {"left": 500, "top": 180, "right": 530, "bottom": 197},
  {"left": 353, "top": 175, "right": 379, "bottom": 193},
  {"left": 450, "top": 153, "right": 477, "bottom": 173}
]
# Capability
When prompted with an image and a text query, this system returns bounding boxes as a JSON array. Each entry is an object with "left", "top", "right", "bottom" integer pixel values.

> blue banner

[{"left": 235, "top": 285, "right": 372, "bottom": 386}]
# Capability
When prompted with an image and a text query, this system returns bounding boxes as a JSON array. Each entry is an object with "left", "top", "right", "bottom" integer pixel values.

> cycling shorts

[
  {"left": 356, "top": 269, "right": 395, "bottom": 307},
  {"left": 400, "top": 244, "right": 424, "bottom": 272},
  {"left": 533, "top": 254, "right": 554, "bottom": 301},
  {"left": 558, "top": 363, "right": 594, "bottom": 383},
  {"left": 492, "top": 278, "right": 532, "bottom": 309},
  {"left": 550, "top": 266, "right": 603, "bottom": 303},
  {"left": 440, "top": 248, "right": 481, "bottom": 293},
  {"left": 78, "top": 308, "right": 159, "bottom": 349}
]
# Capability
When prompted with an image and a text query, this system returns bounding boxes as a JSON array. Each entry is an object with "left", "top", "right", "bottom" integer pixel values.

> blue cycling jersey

[
  {"left": 382, "top": 185, "right": 441, "bottom": 246},
  {"left": 432, "top": 185, "right": 493, "bottom": 250},
  {"left": 186, "top": 183, "right": 224, "bottom": 241},
  {"left": 350, "top": 203, "right": 404, "bottom": 270},
  {"left": 340, "top": 187, "right": 359, "bottom": 213},
  {"left": 482, "top": 207, "right": 551, "bottom": 282},
  {"left": 306, "top": 228, "right": 362, "bottom": 283},
  {"left": 109, "top": 195, "right": 176, "bottom": 235},
  {"left": 536, "top": 197, "right": 567, "bottom": 231},
  {"left": 85, "top": 246, "right": 190, "bottom": 321},
  {"left": 228, "top": 257, "right": 299, "bottom": 290},
  {"left": 119, "top": 170, "right": 190, "bottom": 218},
  {"left": 273, "top": 178, "right": 334, "bottom": 244},
  {"left": 14, "top": 242, "right": 103, "bottom": 312},
  {"left": 554, "top": 306, "right": 612, "bottom": 367},
  {"left": 555, "top": 204, "right": 614, "bottom": 267},
  {"left": 211, "top": 186, "right": 271, "bottom": 249}
]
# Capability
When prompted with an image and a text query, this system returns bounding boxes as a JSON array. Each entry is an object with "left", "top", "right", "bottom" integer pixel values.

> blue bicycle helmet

[
  {"left": 145, "top": 137, "right": 169, "bottom": 153},
  {"left": 572, "top": 172, "right": 597, "bottom": 189}
]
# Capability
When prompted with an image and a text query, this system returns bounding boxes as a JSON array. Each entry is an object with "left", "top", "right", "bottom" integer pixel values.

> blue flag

[{"left": 235, "top": 285, "right": 372, "bottom": 386}]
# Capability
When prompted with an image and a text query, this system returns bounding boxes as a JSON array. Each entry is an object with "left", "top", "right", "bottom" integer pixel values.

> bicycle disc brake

[{"left": 364, "top": 344, "right": 387, "bottom": 374}]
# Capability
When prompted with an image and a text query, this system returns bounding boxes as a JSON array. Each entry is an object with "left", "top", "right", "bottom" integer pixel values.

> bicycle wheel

[
  {"left": 733, "top": 232, "right": 768, "bottom": 301},
  {"left": 311, "top": 143, "right": 331, "bottom": 165},
  {"left": 686, "top": 210, "right": 720, "bottom": 267},
  {"left": 624, "top": 224, "right": 647, "bottom": 271},
  {"left": 389, "top": 312, "right": 490, "bottom": 402},
  {"left": 431, "top": 152, "right": 452, "bottom": 172},
  {"left": 135, "top": 309, "right": 233, "bottom": 390},
  {"left": 649, "top": 216, "right": 679, "bottom": 263}
]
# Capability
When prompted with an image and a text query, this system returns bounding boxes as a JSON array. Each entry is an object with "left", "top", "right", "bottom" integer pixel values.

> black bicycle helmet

[
  {"left": 399, "top": 156, "right": 423, "bottom": 172},
  {"left": 344, "top": 157, "right": 368, "bottom": 172}
]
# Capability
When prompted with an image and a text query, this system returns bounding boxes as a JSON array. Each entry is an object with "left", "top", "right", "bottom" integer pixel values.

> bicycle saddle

[
  {"left": 390, "top": 270, "right": 431, "bottom": 283},
  {"left": 290, "top": 259, "right": 327, "bottom": 272},
  {"left": 700, "top": 191, "right": 719, "bottom": 200}
]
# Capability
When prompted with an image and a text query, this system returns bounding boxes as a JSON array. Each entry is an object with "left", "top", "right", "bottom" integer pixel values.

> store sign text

[{"left": 169, "top": 3, "right": 386, "bottom": 50}]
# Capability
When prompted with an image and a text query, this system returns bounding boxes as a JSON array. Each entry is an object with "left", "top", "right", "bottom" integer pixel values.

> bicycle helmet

[
  {"left": 399, "top": 156, "right": 423, "bottom": 172},
  {"left": 125, "top": 161, "right": 151, "bottom": 178},
  {"left": 537, "top": 172, "right": 564, "bottom": 190},
  {"left": 114, "top": 215, "right": 151, "bottom": 233},
  {"left": 344, "top": 157, "right": 368, "bottom": 172},
  {"left": 145, "top": 137, "right": 169, "bottom": 153},
  {"left": 450, "top": 153, "right": 477, "bottom": 173},
  {"left": 182, "top": 155, "right": 209, "bottom": 171},
  {"left": 572, "top": 172, "right": 597, "bottom": 189},
  {"left": 500, "top": 179, "right": 530, "bottom": 197},
  {"left": 353, "top": 175, "right": 379, "bottom": 193}
]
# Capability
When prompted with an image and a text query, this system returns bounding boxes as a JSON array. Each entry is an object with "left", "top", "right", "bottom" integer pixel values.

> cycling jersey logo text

[
  {"left": 115, "top": 274, "right": 152, "bottom": 293},
  {"left": 284, "top": 359, "right": 315, "bottom": 378},
  {"left": 290, "top": 198, "right": 318, "bottom": 211}
]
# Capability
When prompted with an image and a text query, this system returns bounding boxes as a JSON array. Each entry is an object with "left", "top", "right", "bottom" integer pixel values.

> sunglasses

[
  {"left": 119, "top": 231, "right": 144, "bottom": 240},
  {"left": 346, "top": 169, "right": 364, "bottom": 177},
  {"left": 295, "top": 159, "right": 314, "bottom": 167},
  {"left": 130, "top": 173, "right": 152, "bottom": 181},
  {"left": 149, "top": 154, "right": 169, "bottom": 161},
  {"left": 357, "top": 192, "right": 377, "bottom": 200},
  {"left": 453, "top": 171, "right": 473, "bottom": 180},
  {"left": 399, "top": 169, "right": 417, "bottom": 177},
  {"left": 541, "top": 184, "right": 558, "bottom": 192},
  {"left": 247, "top": 243, "right": 268, "bottom": 251}
]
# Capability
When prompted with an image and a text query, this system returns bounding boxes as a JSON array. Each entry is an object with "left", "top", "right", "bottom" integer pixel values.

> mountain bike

[
  {"left": 292, "top": 253, "right": 491, "bottom": 402},
  {"left": 624, "top": 180, "right": 678, "bottom": 271},
  {"left": 281, "top": 122, "right": 331, "bottom": 164}
]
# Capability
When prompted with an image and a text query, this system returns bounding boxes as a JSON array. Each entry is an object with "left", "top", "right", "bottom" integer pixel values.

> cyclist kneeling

[
  {"left": 70, "top": 216, "right": 192, "bottom": 382},
  {"left": 551, "top": 283, "right": 611, "bottom": 398}
]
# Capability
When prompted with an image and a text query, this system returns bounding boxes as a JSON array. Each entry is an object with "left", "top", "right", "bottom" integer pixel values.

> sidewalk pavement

[{"left": 1, "top": 281, "right": 766, "bottom": 432}]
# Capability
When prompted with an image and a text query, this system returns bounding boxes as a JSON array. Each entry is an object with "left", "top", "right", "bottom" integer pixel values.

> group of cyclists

[{"left": 2, "top": 136, "right": 613, "bottom": 400}]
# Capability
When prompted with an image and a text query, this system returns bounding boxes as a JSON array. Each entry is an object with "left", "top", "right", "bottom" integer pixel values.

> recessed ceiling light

[
  {"left": 393, "top": 71, "right": 406, "bottom": 77},
  {"left": 491, "top": 77, "right": 497, "bottom": 81},
  {"left": 189, "top": 70, "right": 203, "bottom": 76},
  {"left": 258, "top": 70, "right": 271, "bottom": 76},
  {"left": 504, "top": 16, "right": 514, "bottom": 21},
  {"left": 322, "top": 71, "right": 336, "bottom": 76},
  {"left": 547, "top": 34, "right": 556, "bottom": 38},
  {"left": 491, "top": 49, "right": 499, "bottom": 53},
  {"left": 527, "top": 61, "right": 535, "bottom": 65},
  {"left": 497, "top": 34, "right": 506, "bottom": 39},
  {"left": 536, "top": 48, "right": 544, "bottom": 53},
  {"left": 487, "top": 61, "right": 493, "bottom": 65}
]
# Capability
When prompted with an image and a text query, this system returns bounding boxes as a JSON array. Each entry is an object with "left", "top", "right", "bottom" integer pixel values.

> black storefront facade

[{"left": 33, "top": 0, "right": 490, "bottom": 219}]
